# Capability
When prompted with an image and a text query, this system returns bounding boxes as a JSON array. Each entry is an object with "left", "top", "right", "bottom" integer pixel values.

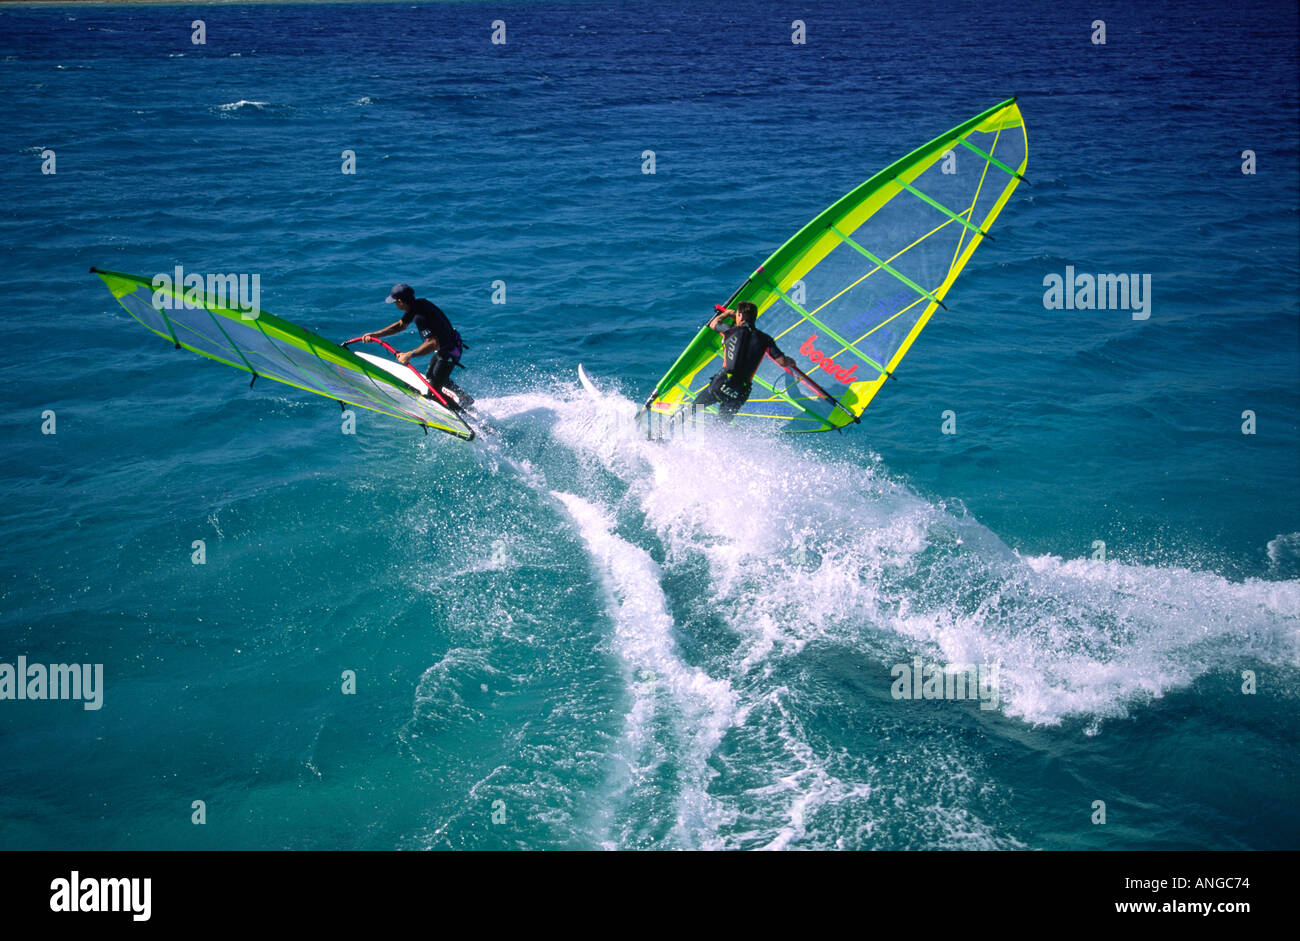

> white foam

[
  {"left": 1268, "top": 531, "right": 1300, "bottom": 572},
  {"left": 474, "top": 379, "right": 1300, "bottom": 846},
  {"left": 542, "top": 383, "right": 1300, "bottom": 730},
  {"left": 216, "top": 99, "right": 270, "bottom": 113},
  {"left": 553, "top": 491, "right": 739, "bottom": 847}
]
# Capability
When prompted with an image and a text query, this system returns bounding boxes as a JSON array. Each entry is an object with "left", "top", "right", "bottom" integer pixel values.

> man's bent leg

[
  {"left": 425, "top": 354, "right": 473, "bottom": 409},
  {"left": 695, "top": 373, "right": 747, "bottom": 423}
]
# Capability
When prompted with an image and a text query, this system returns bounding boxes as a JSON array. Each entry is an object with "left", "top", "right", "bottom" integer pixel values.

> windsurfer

[
  {"left": 364, "top": 283, "right": 474, "bottom": 409},
  {"left": 693, "top": 302, "right": 796, "bottom": 421}
]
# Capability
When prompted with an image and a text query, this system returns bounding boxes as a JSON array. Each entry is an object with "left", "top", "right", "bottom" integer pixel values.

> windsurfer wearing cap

[
  {"left": 693, "top": 301, "right": 795, "bottom": 421},
  {"left": 364, "top": 283, "right": 474, "bottom": 409}
]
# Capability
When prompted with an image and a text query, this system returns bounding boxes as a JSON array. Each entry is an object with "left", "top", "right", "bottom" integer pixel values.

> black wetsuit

[
  {"left": 693, "top": 323, "right": 784, "bottom": 421},
  {"left": 401, "top": 298, "right": 471, "bottom": 406}
]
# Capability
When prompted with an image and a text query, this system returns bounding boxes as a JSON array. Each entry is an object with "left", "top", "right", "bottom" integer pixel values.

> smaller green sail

[
  {"left": 91, "top": 267, "right": 474, "bottom": 440},
  {"left": 643, "top": 97, "right": 1029, "bottom": 433}
]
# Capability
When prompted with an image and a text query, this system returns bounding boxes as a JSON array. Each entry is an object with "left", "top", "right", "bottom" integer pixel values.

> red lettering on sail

[{"left": 799, "top": 335, "right": 859, "bottom": 385}]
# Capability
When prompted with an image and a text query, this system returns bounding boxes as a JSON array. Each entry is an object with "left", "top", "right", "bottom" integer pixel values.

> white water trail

[
  {"left": 457, "top": 391, "right": 743, "bottom": 846},
  {"left": 470, "top": 381, "right": 1300, "bottom": 847},
  {"left": 536, "top": 382, "right": 1300, "bottom": 727},
  {"left": 553, "top": 492, "right": 739, "bottom": 848}
]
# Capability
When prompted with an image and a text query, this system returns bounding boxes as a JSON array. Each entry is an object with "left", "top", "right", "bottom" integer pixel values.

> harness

[{"left": 440, "top": 330, "right": 468, "bottom": 369}]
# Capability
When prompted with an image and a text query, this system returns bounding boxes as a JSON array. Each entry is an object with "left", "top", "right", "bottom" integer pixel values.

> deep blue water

[{"left": 0, "top": 0, "right": 1297, "bottom": 850}]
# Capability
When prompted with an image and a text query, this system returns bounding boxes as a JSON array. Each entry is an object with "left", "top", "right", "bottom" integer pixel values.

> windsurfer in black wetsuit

[
  {"left": 364, "top": 283, "right": 474, "bottom": 409},
  {"left": 693, "top": 301, "right": 796, "bottom": 421}
]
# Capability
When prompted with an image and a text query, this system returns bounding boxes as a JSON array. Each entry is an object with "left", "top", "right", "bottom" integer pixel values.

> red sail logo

[{"left": 799, "top": 335, "right": 859, "bottom": 384}]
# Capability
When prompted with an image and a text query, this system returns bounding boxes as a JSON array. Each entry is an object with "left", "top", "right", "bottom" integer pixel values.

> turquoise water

[{"left": 1, "top": 0, "right": 1298, "bottom": 850}]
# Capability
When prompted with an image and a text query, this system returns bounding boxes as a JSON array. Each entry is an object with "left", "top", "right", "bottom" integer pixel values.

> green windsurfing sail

[
  {"left": 91, "top": 267, "right": 474, "bottom": 440},
  {"left": 642, "top": 97, "right": 1028, "bottom": 432}
]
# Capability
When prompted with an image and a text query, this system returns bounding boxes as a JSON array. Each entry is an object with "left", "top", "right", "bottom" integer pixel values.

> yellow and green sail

[
  {"left": 644, "top": 97, "right": 1029, "bottom": 432},
  {"left": 91, "top": 267, "right": 474, "bottom": 440}
]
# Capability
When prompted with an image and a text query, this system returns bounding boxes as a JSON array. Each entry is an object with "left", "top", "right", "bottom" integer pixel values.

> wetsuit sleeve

[
  {"left": 399, "top": 310, "right": 414, "bottom": 326},
  {"left": 766, "top": 339, "right": 786, "bottom": 361}
]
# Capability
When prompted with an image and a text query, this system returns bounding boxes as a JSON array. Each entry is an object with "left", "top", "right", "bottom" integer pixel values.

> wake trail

[
  {"left": 453, "top": 391, "right": 742, "bottom": 846},
  {"left": 536, "top": 381, "right": 1300, "bottom": 727},
  {"left": 452, "top": 381, "right": 1300, "bottom": 847},
  {"left": 553, "top": 492, "right": 738, "bottom": 848}
]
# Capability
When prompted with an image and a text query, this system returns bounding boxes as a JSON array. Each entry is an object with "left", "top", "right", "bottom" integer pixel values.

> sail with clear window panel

[
  {"left": 643, "top": 97, "right": 1029, "bottom": 432},
  {"left": 91, "top": 267, "right": 475, "bottom": 440}
]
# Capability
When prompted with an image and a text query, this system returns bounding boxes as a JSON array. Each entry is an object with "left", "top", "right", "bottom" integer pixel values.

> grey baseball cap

[{"left": 386, "top": 283, "right": 415, "bottom": 303}]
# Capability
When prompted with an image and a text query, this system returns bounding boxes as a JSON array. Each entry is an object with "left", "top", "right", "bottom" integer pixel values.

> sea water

[{"left": 0, "top": 0, "right": 1296, "bottom": 849}]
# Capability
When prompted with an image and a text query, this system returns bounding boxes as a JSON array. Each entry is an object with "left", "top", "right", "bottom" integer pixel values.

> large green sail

[
  {"left": 91, "top": 267, "right": 474, "bottom": 440},
  {"left": 644, "top": 97, "right": 1028, "bottom": 432}
]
